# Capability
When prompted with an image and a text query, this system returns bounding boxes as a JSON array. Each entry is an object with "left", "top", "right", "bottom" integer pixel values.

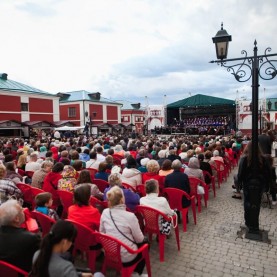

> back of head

[
  {"left": 77, "top": 170, "right": 92, "bottom": 184},
  {"left": 126, "top": 156, "right": 137, "bottom": 169},
  {"left": 146, "top": 160, "right": 160, "bottom": 173},
  {"left": 107, "top": 186, "right": 124, "bottom": 207},
  {"left": 32, "top": 220, "right": 77, "bottom": 277},
  {"left": 35, "top": 192, "right": 52, "bottom": 207},
  {"left": 188, "top": 157, "right": 200, "bottom": 169},
  {"left": 0, "top": 199, "right": 22, "bottom": 226},
  {"left": 172, "top": 159, "right": 182, "bottom": 170},
  {"left": 145, "top": 179, "right": 158, "bottom": 194},
  {"left": 52, "top": 162, "right": 64, "bottom": 173},
  {"left": 0, "top": 164, "right": 6, "bottom": 179},
  {"left": 73, "top": 184, "right": 91, "bottom": 206},
  {"left": 108, "top": 173, "right": 122, "bottom": 187}
]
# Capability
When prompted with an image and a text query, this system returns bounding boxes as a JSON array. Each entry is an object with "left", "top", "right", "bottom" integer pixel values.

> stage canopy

[{"left": 167, "top": 94, "right": 235, "bottom": 108}]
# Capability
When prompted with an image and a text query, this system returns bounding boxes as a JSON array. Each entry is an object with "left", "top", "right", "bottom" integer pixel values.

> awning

[
  {"left": 54, "top": 125, "right": 85, "bottom": 131},
  {"left": 54, "top": 120, "right": 76, "bottom": 127},
  {"left": 23, "top": 121, "right": 56, "bottom": 127}
]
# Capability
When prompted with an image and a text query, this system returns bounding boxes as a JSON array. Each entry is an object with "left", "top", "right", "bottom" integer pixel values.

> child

[{"left": 35, "top": 192, "right": 59, "bottom": 220}]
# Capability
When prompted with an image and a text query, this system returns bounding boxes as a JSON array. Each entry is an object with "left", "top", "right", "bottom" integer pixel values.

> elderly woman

[
  {"left": 140, "top": 179, "right": 175, "bottom": 216},
  {"left": 104, "top": 173, "right": 140, "bottom": 212},
  {"left": 100, "top": 186, "right": 147, "bottom": 276},
  {"left": 31, "top": 160, "right": 53, "bottom": 189},
  {"left": 0, "top": 164, "right": 23, "bottom": 206},
  {"left": 58, "top": 165, "right": 77, "bottom": 192},
  {"left": 142, "top": 160, "right": 164, "bottom": 189},
  {"left": 5, "top": 161, "right": 23, "bottom": 184},
  {"left": 121, "top": 156, "right": 142, "bottom": 189}
]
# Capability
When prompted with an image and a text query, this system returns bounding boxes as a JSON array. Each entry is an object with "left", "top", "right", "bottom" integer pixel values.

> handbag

[{"left": 160, "top": 213, "right": 178, "bottom": 235}]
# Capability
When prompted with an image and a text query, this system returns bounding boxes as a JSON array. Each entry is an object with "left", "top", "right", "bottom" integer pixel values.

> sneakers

[{"left": 272, "top": 201, "right": 277, "bottom": 206}]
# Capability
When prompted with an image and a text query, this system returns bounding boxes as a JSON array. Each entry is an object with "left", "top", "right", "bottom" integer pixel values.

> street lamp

[{"left": 211, "top": 23, "right": 277, "bottom": 241}]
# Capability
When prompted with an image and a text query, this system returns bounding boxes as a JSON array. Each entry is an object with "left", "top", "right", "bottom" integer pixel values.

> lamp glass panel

[{"left": 216, "top": 41, "right": 227, "bottom": 59}]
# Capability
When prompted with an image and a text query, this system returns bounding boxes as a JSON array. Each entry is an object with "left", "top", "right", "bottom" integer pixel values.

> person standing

[{"left": 258, "top": 129, "right": 272, "bottom": 155}]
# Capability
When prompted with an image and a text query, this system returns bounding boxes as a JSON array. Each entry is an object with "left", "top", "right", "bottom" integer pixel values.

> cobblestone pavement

[{"left": 80, "top": 165, "right": 277, "bottom": 277}]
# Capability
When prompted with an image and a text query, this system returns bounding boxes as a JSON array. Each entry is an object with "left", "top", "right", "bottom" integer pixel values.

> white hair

[{"left": 0, "top": 199, "right": 21, "bottom": 226}]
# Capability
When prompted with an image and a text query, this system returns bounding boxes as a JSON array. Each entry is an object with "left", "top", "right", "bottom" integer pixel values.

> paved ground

[{"left": 79, "top": 164, "right": 277, "bottom": 277}]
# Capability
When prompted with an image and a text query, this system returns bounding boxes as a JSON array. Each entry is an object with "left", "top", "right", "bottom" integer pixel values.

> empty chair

[
  {"left": 31, "top": 210, "right": 56, "bottom": 237},
  {"left": 136, "top": 184, "right": 146, "bottom": 197},
  {"left": 95, "top": 232, "right": 151, "bottom": 277},
  {"left": 89, "top": 196, "right": 108, "bottom": 210},
  {"left": 56, "top": 190, "right": 74, "bottom": 219},
  {"left": 93, "top": 179, "right": 109, "bottom": 193},
  {"left": 188, "top": 176, "right": 209, "bottom": 213},
  {"left": 16, "top": 183, "right": 33, "bottom": 207},
  {"left": 136, "top": 205, "right": 180, "bottom": 262},
  {"left": 0, "top": 260, "right": 29, "bottom": 277},
  {"left": 66, "top": 219, "right": 100, "bottom": 273},
  {"left": 164, "top": 188, "right": 196, "bottom": 232}
]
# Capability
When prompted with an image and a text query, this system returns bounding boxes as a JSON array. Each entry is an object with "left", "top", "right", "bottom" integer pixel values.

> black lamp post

[{"left": 211, "top": 23, "right": 277, "bottom": 241}]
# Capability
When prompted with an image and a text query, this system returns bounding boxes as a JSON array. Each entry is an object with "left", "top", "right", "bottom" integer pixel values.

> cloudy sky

[{"left": 1, "top": 0, "right": 277, "bottom": 106}]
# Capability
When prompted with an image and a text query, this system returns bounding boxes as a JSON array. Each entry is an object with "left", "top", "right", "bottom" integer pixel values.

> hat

[
  {"left": 111, "top": 165, "right": 121, "bottom": 174},
  {"left": 40, "top": 146, "right": 47, "bottom": 152},
  {"left": 140, "top": 158, "right": 150, "bottom": 167}
]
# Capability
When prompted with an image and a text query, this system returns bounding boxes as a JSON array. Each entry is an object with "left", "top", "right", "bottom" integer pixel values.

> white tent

[{"left": 54, "top": 125, "right": 85, "bottom": 131}]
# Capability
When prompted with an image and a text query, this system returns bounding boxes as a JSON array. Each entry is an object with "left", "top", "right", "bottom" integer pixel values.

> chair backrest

[
  {"left": 25, "top": 171, "right": 34, "bottom": 178},
  {"left": 31, "top": 210, "right": 56, "bottom": 237},
  {"left": 94, "top": 232, "right": 122, "bottom": 269},
  {"left": 17, "top": 168, "right": 25, "bottom": 177},
  {"left": 122, "top": 183, "right": 136, "bottom": 192},
  {"left": 136, "top": 184, "right": 146, "bottom": 197},
  {"left": 57, "top": 190, "right": 74, "bottom": 215},
  {"left": 93, "top": 179, "right": 109, "bottom": 193},
  {"left": 163, "top": 188, "right": 190, "bottom": 210},
  {"left": 89, "top": 196, "right": 108, "bottom": 209},
  {"left": 30, "top": 187, "right": 45, "bottom": 209},
  {"left": 214, "top": 160, "right": 225, "bottom": 171},
  {"left": 0, "top": 260, "right": 29, "bottom": 277},
  {"left": 136, "top": 205, "right": 166, "bottom": 234},
  {"left": 66, "top": 219, "right": 97, "bottom": 251},
  {"left": 86, "top": 168, "right": 98, "bottom": 179},
  {"left": 188, "top": 176, "right": 207, "bottom": 195},
  {"left": 16, "top": 183, "right": 33, "bottom": 205}
]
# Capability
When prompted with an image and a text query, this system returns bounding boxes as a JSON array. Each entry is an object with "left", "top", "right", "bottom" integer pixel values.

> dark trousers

[{"left": 123, "top": 253, "right": 145, "bottom": 275}]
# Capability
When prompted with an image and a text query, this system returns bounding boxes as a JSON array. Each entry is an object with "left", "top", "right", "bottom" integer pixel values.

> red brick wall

[
  {"left": 29, "top": 98, "right": 53, "bottom": 113},
  {"left": 0, "top": 95, "right": 21, "bottom": 111}
]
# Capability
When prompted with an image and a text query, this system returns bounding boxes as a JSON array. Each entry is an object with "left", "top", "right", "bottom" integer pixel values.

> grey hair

[
  {"left": 172, "top": 159, "right": 182, "bottom": 170},
  {"left": 41, "top": 160, "right": 54, "bottom": 169},
  {"left": 0, "top": 199, "right": 21, "bottom": 226}
]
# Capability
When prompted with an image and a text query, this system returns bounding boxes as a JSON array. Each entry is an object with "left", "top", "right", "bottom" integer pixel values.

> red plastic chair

[
  {"left": 203, "top": 171, "right": 216, "bottom": 198},
  {"left": 86, "top": 168, "right": 98, "bottom": 180},
  {"left": 210, "top": 164, "right": 222, "bottom": 188},
  {"left": 30, "top": 187, "right": 45, "bottom": 209},
  {"left": 136, "top": 205, "right": 180, "bottom": 262},
  {"left": 188, "top": 177, "right": 209, "bottom": 213},
  {"left": 94, "top": 232, "right": 151, "bottom": 277},
  {"left": 0, "top": 260, "right": 29, "bottom": 277},
  {"left": 214, "top": 160, "right": 228, "bottom": 183},
  {"left": 17, "top": 168, "right": 25, "bottom": 177},
  {"left": 16, "top": 183, "right": 33, "bottom": 207},
  {"left": 163, "top": 188, "right": 196, "bottom": 232},
  {"left": 89, "top": 196, "right": 108, "bottom": 210},
  {"left": 31, "top": 210, "right": 56, "bottom": 237},
  {"left": 93, "top": 179, "right": 109, "bottom": 193},
  {"left": 25, "top": 171, "right": 34, "bottom": 178},
  {"left": 122, "top": 183, "right": 136, "bottom": 192},
  {"left": 136, "top": 184, "right": 146, "bottom": 197},
  {"left": 66, "top": 219, "right": 100, "bottom": 273},
  {"left": 57, "top": 190, "right": 74, "bottom": 219}
]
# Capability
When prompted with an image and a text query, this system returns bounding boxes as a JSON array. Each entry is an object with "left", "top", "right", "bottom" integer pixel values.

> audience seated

[
  {"left": 0, "top": 199, "right": 41, "bottom": 272},
  {"left": 121, "top": 156, "right": 142, "bottom": 188},
  {"left": 31, "top": 160, "right": 53, "bottom": 189}
]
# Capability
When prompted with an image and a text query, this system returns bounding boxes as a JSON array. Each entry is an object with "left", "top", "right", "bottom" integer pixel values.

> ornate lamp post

[{"left": 211, "top": 23, "right": 277, "bottom": 241}]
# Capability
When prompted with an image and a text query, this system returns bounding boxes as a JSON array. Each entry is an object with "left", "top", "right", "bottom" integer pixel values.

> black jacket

[{"left": 0, "top": 225, "right": 41, "bottom": 272}]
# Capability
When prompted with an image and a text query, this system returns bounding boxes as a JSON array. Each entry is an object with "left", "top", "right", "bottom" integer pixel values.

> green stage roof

[{"left": 167, "top": 94, "right": 235, "bottom": 108}]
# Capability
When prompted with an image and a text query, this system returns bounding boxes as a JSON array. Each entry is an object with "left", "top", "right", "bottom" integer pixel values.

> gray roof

[
  {"left": 118, "top": 100, "right": 145, "bottom": 110},
  {"left": 58, "top": 90, "right": 122, "bottom": 105},
  {"left": 0, "top": 73, "right": 54, "bottom": 96}
]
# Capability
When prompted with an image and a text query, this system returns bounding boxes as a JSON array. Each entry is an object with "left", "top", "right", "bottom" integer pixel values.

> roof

[
  {"left": 58, "top": 90, "right": 122, "bottom": 105},
  {"left": 0, "top": 73, "right": 54, "bottom": 96},
  {"left": 117, "top": 100, "right": 145, "bottom": 110},
  {"left": 167, "top": 94, "right": 235, "bottom": 108}
]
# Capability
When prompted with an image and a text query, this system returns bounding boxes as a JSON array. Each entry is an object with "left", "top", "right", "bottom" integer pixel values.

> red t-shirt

[{"left": 68, "top": 204, "right": 101, "bottom": 230}]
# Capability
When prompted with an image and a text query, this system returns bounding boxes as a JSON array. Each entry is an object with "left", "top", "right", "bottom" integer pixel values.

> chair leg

[
  {"left": 174, "top": 224, "right": 180, "bottom": 251},
  {"left": 197, "top": 195, "right": 202, "bottom": 213},
  {"left": 181, "top": 209, "right": 188, "bottom": 232},
  {"left": 191, "top": 201, "right": 197, "bottom": 225},
  {"left": 158, "top": 234, "right": 166, "bottom": 262},
  {"left": 144, "top": 250, "right": 152, "bottom": 277}
]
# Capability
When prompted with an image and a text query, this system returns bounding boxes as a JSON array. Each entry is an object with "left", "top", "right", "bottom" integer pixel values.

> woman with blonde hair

[
  {"left": 142, "top": 160, "right": 164, "bottom": 189},
  {"left": 17, "top": 154, "right": 27, "bottom": 170},
  {"left": 100, "top": 186, "right": 147, "bottom": 277}
]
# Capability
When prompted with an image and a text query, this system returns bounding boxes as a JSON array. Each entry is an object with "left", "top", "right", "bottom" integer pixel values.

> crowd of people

[{"left": 0, "top": 128, "right": 275, "bottom": 276}]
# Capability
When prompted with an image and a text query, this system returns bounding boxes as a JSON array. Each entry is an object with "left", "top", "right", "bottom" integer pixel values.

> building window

[
  {"left": 274, "top": 102, "right": 277, "bottom": 110},
  {"left": 122, "top": 116, "right": 129, "bottom": 122},
  {"left": 21, "top": 103, "right": 29, "bottom": 111},
  {"left": 68, "top": 107, "right": 76, "bottom": 117}
]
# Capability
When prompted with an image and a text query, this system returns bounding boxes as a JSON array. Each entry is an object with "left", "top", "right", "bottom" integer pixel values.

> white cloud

[{"left": 0, "top": 0, "right": 277, "bottom": 105}]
